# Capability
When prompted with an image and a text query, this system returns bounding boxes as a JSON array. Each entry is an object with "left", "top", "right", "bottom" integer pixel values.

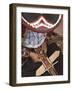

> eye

[
  {"left": 43, "top": 14, "right": 59, "bottom": 24},
  {"left": 22, "top": 13, "right": 40, "bottom": 23}
]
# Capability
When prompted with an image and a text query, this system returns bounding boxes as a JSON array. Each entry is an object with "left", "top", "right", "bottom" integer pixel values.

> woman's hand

[{"left": 29, "top": 52, "right": 41, "bottom": 62}]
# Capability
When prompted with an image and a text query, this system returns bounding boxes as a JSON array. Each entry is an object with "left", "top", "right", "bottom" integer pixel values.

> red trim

[{"left": 22, "top": 15, "right": 62, "bottom": 33}]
